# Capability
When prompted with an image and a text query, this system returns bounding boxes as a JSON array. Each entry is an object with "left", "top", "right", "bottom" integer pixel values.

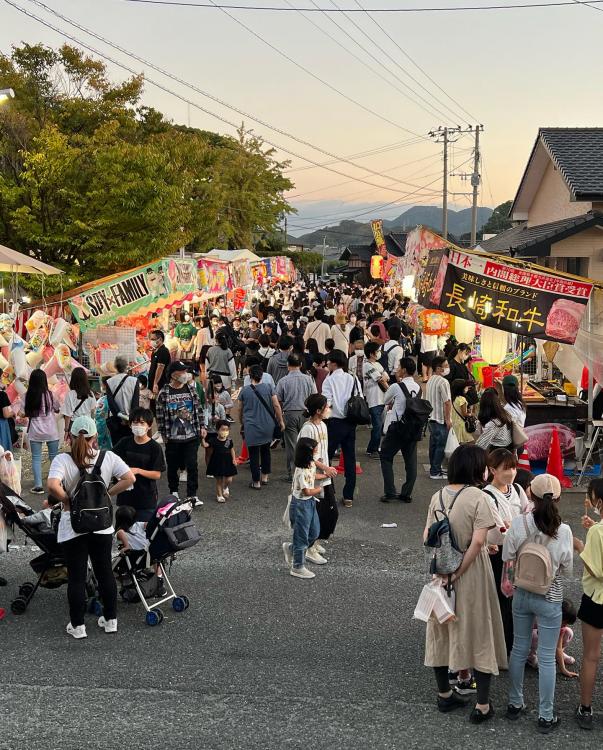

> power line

[
  {"left": 124, "top": 0, "right": 603, "bottom": 12},
  {"left": 350, "top": 0, "right": 477, "bottom": 122},
  {"left": 570, "top": 0, "right": 603, "bottom": 12},
  {"left": 20, "top": 0, "right": 432, "bottom": 191},
  {"left": 4, "top": 0, "right": 440, "bottom": 199},
  {"left": 285, "top": 137, "right": 428, "bottom": 173},
  {"left": 323, "top": 0, "right": 466, "bottom": 123},
  {"left": 203, "top": 0, "right": 429, "bottom": 137}
]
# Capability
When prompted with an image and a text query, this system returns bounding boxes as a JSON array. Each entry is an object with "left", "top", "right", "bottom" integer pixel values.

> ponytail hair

[
  {"left": 70, "top": 433, "right": 97, "bottom": 469},
  {"left": 531, "top": 490, "right": 562, "bottom": 539}
]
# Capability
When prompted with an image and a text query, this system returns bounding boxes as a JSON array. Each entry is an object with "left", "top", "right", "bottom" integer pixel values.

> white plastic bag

[
  {"left": 413, "top": 580, "right": 456, "bottom": 624},
  {"left": 281, "top": 494, "right": 292, "bottom": 530},
  {"left": 444, "top": 429, "right": 460, "bottom": 459},
  {"left": 0, "top": 451, "right": 21, "bottom": 495}
]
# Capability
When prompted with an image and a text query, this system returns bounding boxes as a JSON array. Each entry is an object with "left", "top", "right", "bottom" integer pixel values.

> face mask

[
  {"left": 594, "top": 504, "right": 602, "bottom": 517},
  {"left": 442, "top": 367, "right": 450, "bottom": 377},
  {"left": 176, "top": 373, "right": 189, "bottom": 384},
  {"left": 150, "top": 339, "right": 159, "bottom": 349},
  {"left": 322, "top": 406, "right": 332, "bottom": 419},
  {"left": 483, "top": 468, "right": 490, "bottom": 482},
  {"left": 184, "top": 314, "right": 190, "bottom": 322},
  {"left": 132, "top": 424, "right": 148, "bottom": 437},
  {"left": 218, "top": 430, "right": 229, "bottom": 440},
  {"left": 376, "top": 349, "right": 382, "bottom": 358}
]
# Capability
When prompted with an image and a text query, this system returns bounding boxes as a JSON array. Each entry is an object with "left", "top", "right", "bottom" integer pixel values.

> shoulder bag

[
  {"left": 250, "top": 385, "right": 282, "bottom": 440},
  {"left": 345, "top": 376, "right": 371, "bottom": 425},
  {"left": 453, "top": 401, "right": 476, "bottom": 434}
]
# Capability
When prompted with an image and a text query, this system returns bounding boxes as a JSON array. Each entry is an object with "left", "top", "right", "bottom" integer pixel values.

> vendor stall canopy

[{"left": 0, "top": 243, "right": 62, "bottom": 275}]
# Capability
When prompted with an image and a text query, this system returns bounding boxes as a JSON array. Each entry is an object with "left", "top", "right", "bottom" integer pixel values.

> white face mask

[
  {"left": 184, "top": 314, "right": 190, "bottom": 322},
  {"left": 322, "top": 406, "right": 332, "bottom": 419},
  {"left": 132, "top": 424, "right": 148, "bottom": 437},
  {"left": 150, "top": 339, "right": 160, "bottom": 349},
  {"left": 594, "top": 504, "right": 602, "bottom": 517},
  {"left": 176, "top": 373, "right": 189, "bottom": 384},
  {"left": 442, "top": 367, "right": 450, "bottom": 377}
]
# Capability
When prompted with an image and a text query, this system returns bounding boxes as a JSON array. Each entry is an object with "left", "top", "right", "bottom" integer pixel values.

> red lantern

[{"left": 370, "top": 254, "right": 384, "bottom": 279}]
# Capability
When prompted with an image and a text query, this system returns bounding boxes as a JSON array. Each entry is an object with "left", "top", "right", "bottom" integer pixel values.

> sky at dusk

[{"left": 3, "top": 0, "right": 603, "bottom": 235}]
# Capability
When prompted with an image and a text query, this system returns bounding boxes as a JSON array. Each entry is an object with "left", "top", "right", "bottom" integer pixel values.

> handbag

[
  {"left": 453, "top": 402, "right": 476, "bottom": 434},
  {"left": 511, "top": 419, "right": 529, "bottom": 449},
  {"left": 250, "top": 385, "right": 282, "bottom": 440},
  {"left": 345, "top": 377, "right": 371, "bottom": 425}
]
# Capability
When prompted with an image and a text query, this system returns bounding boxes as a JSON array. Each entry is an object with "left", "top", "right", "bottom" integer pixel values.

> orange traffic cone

[
  {"left": 236, "top": 440, "right": 249, "bottom": 465},
  {"left": 546, "top": 427, "right": 571, "bottom": 488},
  {"left": 334, "top": 451, "right": 363, "bottom": 475},
  {"left": 517, "top": 447, "right": 531, "bottom": 472}
]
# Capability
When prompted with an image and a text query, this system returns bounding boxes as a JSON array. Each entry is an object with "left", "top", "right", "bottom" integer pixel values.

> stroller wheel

[
  {"left": 19, "top": 582, "right": 35, "bottom": 598},
  {"left": 146, "top": 608, "right": 164, "bottom": 626},
  {"left": 172, "top": 596, "right": 188, "bottom": 613},
  {"left": 10, "top": 596, "right": 27, "bottom": 615}
]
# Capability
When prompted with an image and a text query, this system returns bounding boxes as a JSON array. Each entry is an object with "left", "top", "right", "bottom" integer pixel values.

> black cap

[{"left": 169, "top": 360, "right": 188, "bottom": 376}]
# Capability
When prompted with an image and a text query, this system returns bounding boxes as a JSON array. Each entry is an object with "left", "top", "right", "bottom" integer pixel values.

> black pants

[
  {"left": 379, "top": 424, "right": 418, "bottom": 499},
  {"left": 165, "top": 439, "right": 200, "bottom": 497},
  {"left": 434, "top": 666, "right": 492, "bottom": 704},
  {"left": 249, "top": 443, "right": 271, "bottom": 483},
  {"left": 490, "top": 548, "right": 514, "bottom": 654},
  {"left": 327, "top": 417, "right": 357, "bottom": 501},
  {"left": 316, "top": 483, "right": 338, "bottom": 539},
  {"left": 61, "top": 533, "right": 116, "bottom": 628}
]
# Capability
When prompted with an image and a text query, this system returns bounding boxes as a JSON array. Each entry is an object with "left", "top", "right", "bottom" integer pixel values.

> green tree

[
  {"left": 0, "top": 43, "right": 294, "bottom": 292},
  {"left": 482, "top": 200, "right": 513, "bottom": 235}
]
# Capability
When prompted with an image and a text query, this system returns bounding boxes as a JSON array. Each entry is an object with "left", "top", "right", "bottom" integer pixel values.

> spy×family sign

[{"left": 68, "top": 258, "right": 198, "bottom": 330}]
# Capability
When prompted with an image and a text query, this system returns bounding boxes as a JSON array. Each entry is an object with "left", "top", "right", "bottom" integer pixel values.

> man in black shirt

[{"left": 148, "top": 329, "right": 171, "bottom": 410}]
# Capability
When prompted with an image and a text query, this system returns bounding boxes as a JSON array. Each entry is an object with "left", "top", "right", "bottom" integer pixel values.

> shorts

[
  {"left": 420, "top": 350, "right": 437, "bottom": 369},
  {"left": 578, "top": 592, "right": 603, "bottom": 629}
]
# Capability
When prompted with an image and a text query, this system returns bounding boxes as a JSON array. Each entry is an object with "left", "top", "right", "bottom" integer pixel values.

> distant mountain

[{"left": 290, "top": 205, "right": 493, "bottom": 247}]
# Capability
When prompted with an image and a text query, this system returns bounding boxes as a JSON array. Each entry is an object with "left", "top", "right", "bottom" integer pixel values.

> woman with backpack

[
  {"left": 502, "top": 473, "right": 574, "bottom": 733},
  {"left": 24, "top": 369, "right": 61, "bottom": 495},
  {"left": 47, "top": 415, "right": 135, "bottom": 639},
  {"left": 423, "top": 444, "right": 507, "bottom": 723},
  {"left": 61, "top": 367, "right": 98, "bottom": 442}
]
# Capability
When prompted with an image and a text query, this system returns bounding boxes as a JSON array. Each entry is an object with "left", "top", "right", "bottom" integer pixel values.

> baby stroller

[
  {"left": 0, "top": 482, "right": 99, "bottom": 616},
  {"left": 113, "top": 495, "right": 201, "bottom": 626}
]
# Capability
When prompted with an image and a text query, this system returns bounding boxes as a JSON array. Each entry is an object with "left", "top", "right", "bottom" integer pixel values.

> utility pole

[
  {"left": 429, "top": 126, "right": 462, "bottom": 240},
  {"left": 321, "top": 235, "right": 326, "bottom": 277},
  {"left": 470, "top": 125, "right": 484, "bottom": 247}
]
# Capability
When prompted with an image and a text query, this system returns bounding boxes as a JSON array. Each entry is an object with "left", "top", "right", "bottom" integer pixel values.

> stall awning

[{"left": 0, "top": 243, "right": 62, "bottom": 275}]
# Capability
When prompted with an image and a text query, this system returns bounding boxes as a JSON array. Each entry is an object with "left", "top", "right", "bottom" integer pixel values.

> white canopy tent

[{"left": 0, "top": 243, "right": 62, "bottom": 275}]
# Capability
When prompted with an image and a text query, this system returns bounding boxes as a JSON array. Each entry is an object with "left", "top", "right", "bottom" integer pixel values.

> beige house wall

[
  {"left": 551, "top": 227, "right": 603, "bottom": 279},
  {"left": 527, "top": 161, "right": 592, "bottom": 226}
]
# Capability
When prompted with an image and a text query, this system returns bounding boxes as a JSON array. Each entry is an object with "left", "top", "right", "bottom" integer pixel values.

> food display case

[{"left": 523, "top": 379, "right": 587, "bottom": 430}]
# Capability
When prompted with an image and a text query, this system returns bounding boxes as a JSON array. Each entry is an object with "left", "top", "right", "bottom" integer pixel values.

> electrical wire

[
  {"left": 350, "top": 0, "right": 477, "bottom": 122},
  {"left": 21, "top": 0, "right": 432, "bottom": 190},
  {"left": 6, "top": 0, "right": 439, "bottom": 197},
  {"left": 124, "top": 0, "right": 603, "bottom": 12}
]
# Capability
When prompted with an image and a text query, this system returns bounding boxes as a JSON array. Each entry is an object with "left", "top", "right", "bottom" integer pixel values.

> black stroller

[
  {"left": 0, "top": 482, "right": 99, "bottom": 616},
  {"left": 113, "top": 495, "right": 200, "bottom": 626}
]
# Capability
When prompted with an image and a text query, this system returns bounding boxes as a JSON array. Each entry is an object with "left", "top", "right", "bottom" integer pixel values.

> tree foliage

[
  {"left": 0, "top": 43, "right": 294, "bottom": 292},
  {"left": 481, "top": 200, "right": 513, "bottom": 235}
]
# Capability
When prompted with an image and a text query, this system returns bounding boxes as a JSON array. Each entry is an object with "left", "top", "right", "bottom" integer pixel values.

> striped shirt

[{"left": 425, "top": 374, "right": 451, "bottom": 424}]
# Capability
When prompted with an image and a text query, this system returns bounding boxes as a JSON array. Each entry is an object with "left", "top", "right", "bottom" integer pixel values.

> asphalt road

[{"left": 1, "top": 428, "right": 601, "bottom": 749}]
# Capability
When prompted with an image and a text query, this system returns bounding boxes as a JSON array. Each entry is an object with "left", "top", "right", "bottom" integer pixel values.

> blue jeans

[
  {"left": 288, "top": 496, "right": 320, "bottom": 568},
  {"left": 428, "top": 421, "right": 448, "bottom": 476},
  {"left": 508, "top": 587, "right": 562, "bottom": 721},
  {"left": 30, "top": 439, "right": 59, "bottom": 489},
  {"left": 367, "top": 405, "right": 384, "bottom": 454}
]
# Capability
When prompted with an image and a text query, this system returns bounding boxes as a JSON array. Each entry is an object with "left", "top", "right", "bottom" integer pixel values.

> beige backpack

[{"left": 514, "top": 514, "right": 555, "bottom": 595}]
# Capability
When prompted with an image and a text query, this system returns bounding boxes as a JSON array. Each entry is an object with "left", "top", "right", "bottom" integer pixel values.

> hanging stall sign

[
  {"left": 402, "top": 226, "right": 449, "bottom": 278},
  {"left": 370, "top": 254, "right": 384, "bottom": 279},
  {"left": 251, "top": 261, "right": 268, "bottom": 286},
  {"left": 416, "top": 248, "right": 448, "bottom": 307},
  {"left": 68, "top": 258, "right": 197, "bottom": 331},
  {"left": 432, "top": 249, "right": 594, "bottom": 344},
  {"left": 371, "top": 219, "right": 387, "bottom": 257},
  {"left": 198, "top": 258, "right": 232, "bottom": 295},
  {"left": 231, "top": 259, "right": 253, "bottom": 288},
  {"left": 420, "top": 309, "right": 450, "bottom": 336}
]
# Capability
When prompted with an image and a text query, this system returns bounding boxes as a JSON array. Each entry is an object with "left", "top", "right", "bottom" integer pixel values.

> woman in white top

[
  {"left": 502, "top": 473, "right": 574, "bottom": 732},
  {"left": 61, "top": 367, "right": 98, "bottom": 442},
  {"left": 24, "top": 369, "right": 60, "bottom": 495},
  {"left": 502, "top": 374, "right": 527, "bottom": 427},
  {"left": 476, "top": 388, "right": 513, "bottom": 451},
  {"left": 330, "top": 314, "right": 350, "bottom": 355},
  {"left": 483, "top": 448, "right": 531, "bottom": 655},
  {"left": 48, "top": 416, "right": 134, "bottom": 640},
  {"left": 362, "top": 342, "right": 389, "bottom": 455}
]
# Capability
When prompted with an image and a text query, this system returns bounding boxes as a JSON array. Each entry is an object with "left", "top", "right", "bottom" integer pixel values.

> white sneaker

[
  {"left": 223, "top": 486, "right": 230, "bottom": 498},
  {"left": 188, "top": 496, "right": 204, "bottom": 507},
  {"left": 290, "top": 566, "right": 315, "bottom": 579},
  {"left": 282, "top": 542, "right": 292, "bottom": 566},
  {"left": 97, "top": 616, "right": 117, "bottom": 633},
  {"left": 171, "top": 490, "right": 180, "bottom": 499},
  {"left": 216, "top": 495, "right": 226, "bottom": 503},
  {"left": 179, "top": 470, "right": 188, "bottom": 483},
  {"left": 306, "top": 548, "right": 328, "bottom": 565},
  {"left": 66, "top": 622, "right": 87, "bottom": 639},
  {"left": 313, "top": 541, "right": 326, "bottom": 555}
]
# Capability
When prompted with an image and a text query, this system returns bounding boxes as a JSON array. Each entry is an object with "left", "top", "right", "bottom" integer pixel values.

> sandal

[
  {"left": 216, "top": 496, "right": 226, "bottom": 503},
  {"left": 248, "top": 482, "right": 261, "bottom": 490}
]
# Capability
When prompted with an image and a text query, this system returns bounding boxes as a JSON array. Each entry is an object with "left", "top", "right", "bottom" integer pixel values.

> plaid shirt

[{"left": 156, "top": 383, "right": 204, "bottom": 442}]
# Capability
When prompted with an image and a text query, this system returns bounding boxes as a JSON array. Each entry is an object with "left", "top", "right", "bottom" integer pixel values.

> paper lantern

[
  {"left": 481, "top": 325, "right": 509, "bottom": 365},
  {"left": 370, "top": 254, "right": 384, "bottom": 279},
  {"left": 421, "top": 309, "right": 450, "bottom": 336},
  {"left": 454, "top": 316, "right": 477, "bottom": 345}
]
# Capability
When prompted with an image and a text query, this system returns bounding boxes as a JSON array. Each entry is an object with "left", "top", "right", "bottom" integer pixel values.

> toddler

[
  {"left": 210, "top": 375, "right": 234, "bottom": 421},
  {"left": 137, "top": 374, "right": 152, "bottom": 411},
  {"left": 203, "top": 419, "right": 237, "bottom": 503},
  {"left": 527, "top": 598, "right": 578, "bottom": 677},
  {"left": 115, "top": 505, "right": 149, "bottom": 552}
]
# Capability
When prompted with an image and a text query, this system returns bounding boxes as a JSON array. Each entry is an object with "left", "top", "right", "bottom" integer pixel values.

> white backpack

[{"left": 514, "top": 515, "right": 555, "bottom": 595}]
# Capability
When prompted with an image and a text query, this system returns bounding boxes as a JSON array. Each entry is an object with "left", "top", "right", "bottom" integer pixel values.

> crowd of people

[{"left": 0, "top": 277, "right": 602, "bottom": 734}]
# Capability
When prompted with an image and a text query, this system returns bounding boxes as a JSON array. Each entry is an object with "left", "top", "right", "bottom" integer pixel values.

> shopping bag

[
  {"left": 413, "top": 580, "right": 457, "bottom": 623},
  {"left": 281, "top": 494, "right": 292, "bottom": 530},
  {"left": 444, "top": 429, "right": 460, "bottom": 459},
  {"left": 0, "top": 451, "right": 21, "bottom": 495}
]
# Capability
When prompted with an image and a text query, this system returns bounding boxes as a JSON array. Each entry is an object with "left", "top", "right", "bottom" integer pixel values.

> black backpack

[
  {"left": 69, "top": 452, "right": 113, "bottom": 534},
  {"left": 399, "top": 382, "right": 432, "bottom": 441}
]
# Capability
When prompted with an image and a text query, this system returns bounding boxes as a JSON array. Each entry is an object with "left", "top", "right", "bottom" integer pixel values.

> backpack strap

[
  {"left": 482, "top": 487, "right": 499, "bottom": 509},
  {"left": 93, "top": 450, "right": 106, "bottom": 475}
]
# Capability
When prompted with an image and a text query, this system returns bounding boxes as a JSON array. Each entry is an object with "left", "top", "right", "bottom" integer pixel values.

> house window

[{"left": 545, "top": 257, "right": 589, "bottom": 277}]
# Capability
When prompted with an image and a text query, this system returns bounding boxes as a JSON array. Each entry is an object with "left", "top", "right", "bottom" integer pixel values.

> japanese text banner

[{"left": 431, "top": 249, "right": 593, "bottom": 344}]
